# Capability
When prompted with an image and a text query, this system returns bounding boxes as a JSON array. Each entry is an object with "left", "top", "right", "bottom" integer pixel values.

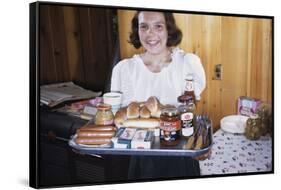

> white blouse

[{"left": 110, "top": 48, "right": 206, "bottom": 106}]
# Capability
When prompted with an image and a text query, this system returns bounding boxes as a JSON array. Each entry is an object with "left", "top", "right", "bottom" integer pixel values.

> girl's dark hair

[{"left": 129, "top": 11, "right": 183, "bottom": 49}]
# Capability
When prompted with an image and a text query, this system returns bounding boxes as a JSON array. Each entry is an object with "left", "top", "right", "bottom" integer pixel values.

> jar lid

[
  {"left": 96, "top": 103, "right": 112, "bottom": 110},
  {"left": 178, "top": 104, "right": 188, "bottom": 112},
  {"left": 161, "top": 107, "right": 179, "bottom": 116}
]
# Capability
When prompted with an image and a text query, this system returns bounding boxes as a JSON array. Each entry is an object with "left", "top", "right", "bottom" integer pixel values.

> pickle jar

[
  {"left": 245, "top": 114, "right": 262, "bottom": 140},
  {"left": 160, "top": 108, "right": 181, "bottom": 146},
  {"left": 256, "top": 103, "right": 272, "bottom": 136},
  {"left": 95, "top": 103, "right": 114, "bottom": 125}
]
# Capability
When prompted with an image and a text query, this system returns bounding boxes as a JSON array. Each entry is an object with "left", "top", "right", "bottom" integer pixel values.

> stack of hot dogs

[{"left": 75, "top": 125, "right": 116, "bottom": 145}]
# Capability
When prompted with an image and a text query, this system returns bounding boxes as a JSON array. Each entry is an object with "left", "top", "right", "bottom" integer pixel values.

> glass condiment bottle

[
  {"left": 245, "top": 114, "right": 262, "bottom": 140},
  {"left": 178, "top": 74, "right": 196, "bottom": 105},
  {"left": 178, "top": 98, "right": 196, "bottom": 137},
  {"left": 160, "top": 108, "right": 181, "bottom": 146},
  {"left": 95, "top": 103, "right": 114, "bottom": 125}
]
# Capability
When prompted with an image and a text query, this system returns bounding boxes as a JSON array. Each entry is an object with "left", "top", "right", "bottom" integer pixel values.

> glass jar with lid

[
  {"left": 245, "top": 114, "right": 262, "bottom": 140},
  {"left": 160, "top": 108, "right": 181, "bottom": 146},
  {"left": 95, "top": 103, "right": 114, "bottom": 125},
  {"left": 256, "top": 103, "right": 272, "bottom": 136}
]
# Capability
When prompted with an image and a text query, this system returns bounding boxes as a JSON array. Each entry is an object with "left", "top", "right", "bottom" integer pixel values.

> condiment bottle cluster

[{"left": 160, "top": 75, "right": 197, "bottom": 146}]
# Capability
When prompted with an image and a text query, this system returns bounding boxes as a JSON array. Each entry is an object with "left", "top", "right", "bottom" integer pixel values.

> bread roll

[
  {"left": 123, "top": 118, "right": 160, "bottom": 128},
  {"left": 140, "top": 105, "right": 151, "bottom": 118},
  {"left": 137, "top": 101, "right": 146, "bottom": 108},
  {"left": 150, "top": 104, "right": 175, "bottom": 118},
  {"left": 145, "top": 96, "right": 159, "bottom": 116},
  {"left": 127, "top": 102, "right": 140, "bottom": 119},
  {"left": 151, "top": 107, "right": 162, "bottom": 118},
  {"left": 114, "top": 107, "right": 127, "bottom": 125}
]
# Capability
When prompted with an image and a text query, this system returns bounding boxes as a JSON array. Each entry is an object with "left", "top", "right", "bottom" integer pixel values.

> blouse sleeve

[
  {"left": 110, "top": 60, "right": 135, "bottom": 106},
  {"left": 184, "top": 53, "right": 206, "bottom": 100},
  {"left": 110, "top": 62, "right": 121, "bottom": 92}
]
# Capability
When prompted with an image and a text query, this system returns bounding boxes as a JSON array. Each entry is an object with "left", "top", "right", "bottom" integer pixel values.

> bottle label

[
  {"left": 182, "top": 127, "right": 194, "bottom": 136},
  {"left": 181, "top": 112, "right": 193, "bottom": 121},
  {"left": 96, "top": 119, "right": 113, "bottom": 125},
  {"left": 181, "top": 112, "right": 194, "bottom": 136},
  {"left": 160, "top": 120, "right": 181, "bottom": 132},
  {"left": 160, "top": 120, "right": 181, "bottom": 142}
]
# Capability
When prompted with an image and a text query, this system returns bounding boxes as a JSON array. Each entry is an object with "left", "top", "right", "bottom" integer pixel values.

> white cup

[{"left": 103, "top": 92, "right": 122, "bottom": 114}]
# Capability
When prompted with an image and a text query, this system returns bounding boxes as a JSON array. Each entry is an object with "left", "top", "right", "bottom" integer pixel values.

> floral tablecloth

[{"left": 199, "top": 129, "right": 272, "bottom": 175}]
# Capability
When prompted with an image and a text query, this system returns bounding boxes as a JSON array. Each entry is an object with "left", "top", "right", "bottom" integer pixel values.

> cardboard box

[
  {"left": 238, "top": 96, "right": 261, "bottom": 116},
  {"left": 112, "top": 127, "right": 137, "bottom": 149},
  {"left": 131, "top": 130, "right": 154, "bottom": 149}
]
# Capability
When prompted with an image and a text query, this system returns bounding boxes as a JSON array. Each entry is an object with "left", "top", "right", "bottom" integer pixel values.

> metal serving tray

[{"left": 68, "top": 115, "right": 213, "bottom": 157}]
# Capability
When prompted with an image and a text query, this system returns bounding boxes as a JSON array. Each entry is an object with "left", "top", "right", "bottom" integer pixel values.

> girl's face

[{"left": 138, "top": 12, "right": 168, "bottom": 55}]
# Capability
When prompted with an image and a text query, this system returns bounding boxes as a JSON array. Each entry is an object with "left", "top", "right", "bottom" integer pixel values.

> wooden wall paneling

[
  {"left": 248, "top": 18, "right": 272, "bottom": 104},
  {"left": 266, "top": 20, "right": 273, "bottom": 104},
  {"left": 90, "top": 8, "right": 108, "bottom": 90},
  {"left": 78, "top": 8, "right": 115, "bottom": 92},
  {"left": 103, "top": 9, "right": 117, "bottom": 92},
  {"left": 39, "top": 4, "right": 116, "bottom": 91},
  {"left": 118, "top": 10, "right": 143, "bottom": 59},
  {"left": 104, "top": 9, "right": 114, "bottom": 58},
  {"left": 221, "top": 17, "right": 249, "bottom": 115},
  {"left": 173, "top": 13, "right": 187, "bottom": 50},
  {"left": 78, "top": 8, "right": 102, "bottom": 91},
  {"left": 62, "top": 6, "right": 85, "bottom": 84},
  {"left": 39, "top": 5, "right": 58, "bottom": 84},
  {"left": 78, "top": 7, "right": 95, "bottom": 89},
  {"left": 47, "top": 5, "right": 70, "bottom": 82},
  {"left": 90, "top": 8, "right": 114, "bottom": 91},
  {"left": 202, "top": 16, "right": 222, "bottom": 131}
]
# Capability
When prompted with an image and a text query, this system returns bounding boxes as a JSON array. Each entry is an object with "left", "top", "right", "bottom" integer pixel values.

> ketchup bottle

[{"left": 178, "top": 75, "right": 196, "bottom": 105}]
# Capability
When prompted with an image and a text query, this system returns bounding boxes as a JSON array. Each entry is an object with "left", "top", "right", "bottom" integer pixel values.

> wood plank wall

[
  {"left": 117, "top": 10, "right": 273, "bottom": 131},
  {"left": 39, "top": 4, "right": 117, "bottom": 92}
]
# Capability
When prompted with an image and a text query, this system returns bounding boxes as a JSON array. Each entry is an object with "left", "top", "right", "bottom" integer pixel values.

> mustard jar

[
  {"left": 95, "top": 103, "right": 114, "bottom": 125},
  {"left": 245, "top": 114, "right": 262, "bottom": 140}
]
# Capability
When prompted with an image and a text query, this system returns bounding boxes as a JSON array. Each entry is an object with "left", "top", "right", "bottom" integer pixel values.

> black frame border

[{"left": 29, "top": 1, "right": 274, "bottom": 188}]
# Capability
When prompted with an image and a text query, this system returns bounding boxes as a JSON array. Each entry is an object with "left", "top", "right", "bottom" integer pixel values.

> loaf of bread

[
  {"left": 127, "top": 102, "right": 140, "bottom": 119},
  {"left": 139, "top": 105, "right": 151, "bottom": 118},
  {"left": 123, "top": 118, "right": 160, "bottom": 128},
  {"left": 114, "top": 96, "right": 166, "bottom": 127}
]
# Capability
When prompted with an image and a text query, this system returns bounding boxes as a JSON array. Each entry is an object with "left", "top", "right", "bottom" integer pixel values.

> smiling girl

[
  {"left": 111, "top": 11, "right": 206, "bottom": 106},
  {"left": 111, "top": 11, "right": 207, "bottom": 179}
]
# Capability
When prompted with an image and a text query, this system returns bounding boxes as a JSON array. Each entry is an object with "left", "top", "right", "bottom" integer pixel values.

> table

[{"left": 199, "top": 129, "right": 272, "bottom": 175}]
